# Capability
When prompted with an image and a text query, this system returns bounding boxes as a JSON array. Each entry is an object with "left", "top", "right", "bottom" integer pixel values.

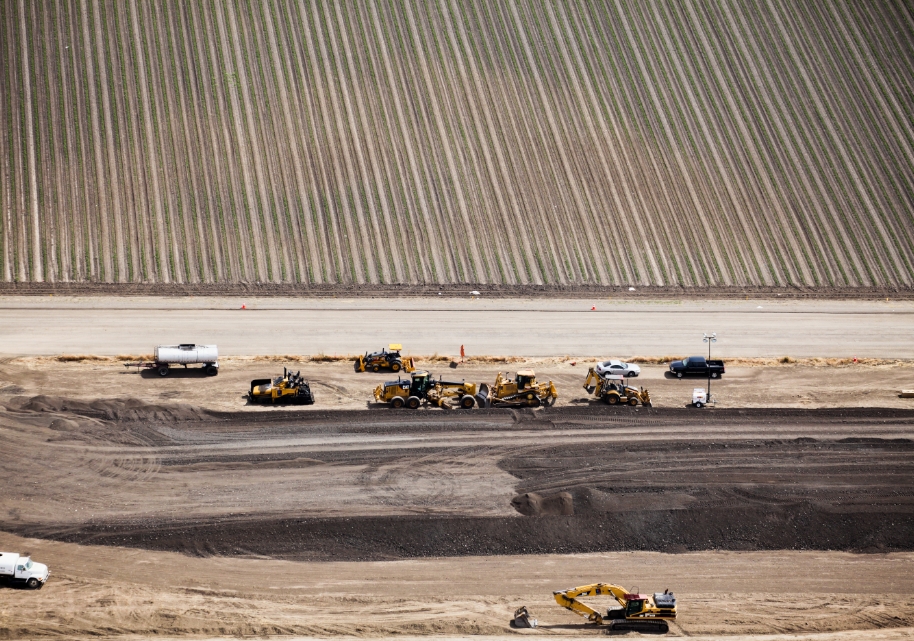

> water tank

[{"left": 154, "top": 344, "right": 218, "bottom": 364}]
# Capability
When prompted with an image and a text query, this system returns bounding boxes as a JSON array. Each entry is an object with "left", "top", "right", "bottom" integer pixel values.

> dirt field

[{"left": 2, "top": 341, "right": 914, "bottom": 638}]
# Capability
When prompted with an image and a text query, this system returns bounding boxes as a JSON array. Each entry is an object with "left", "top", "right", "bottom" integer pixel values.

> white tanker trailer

[{"left": 125, "top": 344, "right": 219, "bottom": 377}]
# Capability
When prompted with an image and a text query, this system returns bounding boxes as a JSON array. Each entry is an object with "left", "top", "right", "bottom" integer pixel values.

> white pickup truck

[{"left": 0, "top": 552, "right": 50, "bottom": 589}]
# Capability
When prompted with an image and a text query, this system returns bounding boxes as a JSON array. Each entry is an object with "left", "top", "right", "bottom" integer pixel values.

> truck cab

[{"left": 0, "top": 552, "right": 50, "bottom": 589}]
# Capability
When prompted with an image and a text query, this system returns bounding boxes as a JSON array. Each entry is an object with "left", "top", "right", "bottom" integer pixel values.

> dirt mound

[
  {"left": 14, "top": 395, "right": 211, "bottom": 422},
  {"left": 511, "top": 492, "right": 574, "bottom": 516}
]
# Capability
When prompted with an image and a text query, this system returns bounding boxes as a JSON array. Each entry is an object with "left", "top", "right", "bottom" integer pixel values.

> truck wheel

[
  {"left": 391, "top": 396, "right": 405, "bottom": 409},
  {"left": 406, "top": 396, "right": 421, "bottom": 409},
  {"left": 711, "top": 372, "right": 719, "bottom": 379},
  {"left": 205, "top": 365, "right": 218, "bottom": 376},
  {"left": 391, "top": 362, "right": 401, "bottom": 372},
  {"left": 676, "top": 372, "right": 683, "bottom": 379},
  {"left": 158, "top": 366, "right": 169, "bottom": 377},
  {"left": 460, "top": 395, "right": 475, "bottom": 409},
  {"left": 26, "top": 578, "right": 39, "bottom": 589}
]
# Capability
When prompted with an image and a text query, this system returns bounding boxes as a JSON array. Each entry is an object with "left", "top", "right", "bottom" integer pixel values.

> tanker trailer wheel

[
  {"left": 460, "top": 394, "right": 475, "bottom": 409},
  {"left": 391, "top": 361, "right": 402, "bottom": 372},
  {"left": 205, "top": 365, "right": 218, "bottom": 376},
  {"left": 158, "top": 365, "right": 169, "bottom": 377},
  {"left": 628, "top": 397, "right": 638, "bottom": 406},
  {"left": 406, "top": 396, "right": 421, "bottom": 409},
  {"left": 26, "top": 578, "right": 39, "bottom": 589},
  {"left": 390, "top": 396, "right": 406, "bottom": 409}
]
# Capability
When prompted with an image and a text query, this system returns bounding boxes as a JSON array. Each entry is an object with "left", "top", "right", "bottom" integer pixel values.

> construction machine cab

[
  {"left": 409, "top": 370, "right": 434, "bottom": 396},
  {"left": 515, "top": 370, "right": 536, "bottom": 390}
]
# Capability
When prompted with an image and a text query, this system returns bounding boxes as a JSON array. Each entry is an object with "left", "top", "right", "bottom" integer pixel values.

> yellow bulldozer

[
  {"left": 354, "top": 344, "right": 416, "bottom": 374},
  {"left": 550, "top": 583, "right": 676, "bottom": 633},
  {"left": 583, "top": 369, "right": 651, "bottom": 407},
  {"left": 477, "top": 370, "right": 557, "bottom": 408},
  {"left": 373, "top": 370, "right": 482, "bottom": 409},
  {"left": 248, "top": 368, "right": 315, "bottom": 405}
]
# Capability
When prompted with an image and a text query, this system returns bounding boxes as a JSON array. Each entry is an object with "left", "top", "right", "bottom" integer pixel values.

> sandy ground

[
  {"left": 1, "top": 356, "right": 912, "bottom": 413},
  {"left": 2, "top": 530, "right": 913, "bottom": 640},
  {"left": 2, "top": 300, "right": 913, "bottom": 640},
  {"left": 1, "top": 296, "right": 913, "bottom": 357}
]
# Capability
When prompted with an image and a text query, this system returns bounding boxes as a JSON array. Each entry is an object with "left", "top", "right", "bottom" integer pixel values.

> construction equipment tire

[
  {"left": 460, "top": 395, "right": 475, "bottom": 409},
  {"left": 391, "top": 396, "right": 405, "bottom": 409},
  {"left": 391, "top": 361, "right": 401, "bottom": 372},
  {"left": 158, "top": 366, "right": 169, "bottom": 377},
  {"left": 406, "top": 396, "right": 421, "bottom": 409},
  {"left": 628, "top": 397, "right": 638, "bottom": 406},
  {"left": 606, "top": 394, "right": 619, "bottom": 405},
  {"left": 372, "top": 365, "right": 380, "bottom": 372}
]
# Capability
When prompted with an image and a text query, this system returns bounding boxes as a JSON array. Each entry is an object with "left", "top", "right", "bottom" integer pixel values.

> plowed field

[{"left": 2, "top": 1, "right": 913, "bottom": 288}]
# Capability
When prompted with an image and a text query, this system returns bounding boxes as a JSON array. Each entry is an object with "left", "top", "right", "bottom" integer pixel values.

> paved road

[{"left": 3, "top": 295, "right": 912, "bottom": 357}]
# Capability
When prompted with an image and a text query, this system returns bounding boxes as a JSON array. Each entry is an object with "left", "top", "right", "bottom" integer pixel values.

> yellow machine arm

[
  {"left": 553, "top": 584, "right": 629, "bottom": 624},
  {"left": 583, "top": 368, "right": 601, "bottom": 393}
]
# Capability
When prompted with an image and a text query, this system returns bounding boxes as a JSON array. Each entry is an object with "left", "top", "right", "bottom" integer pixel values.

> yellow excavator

[
  {"left": 551, "top": 583, "right": 676, "bottom": 633},
  {"left": 583, "top": 369, "right": 651, "bottom": 406},
  {"left": 478, "top": 370, "right": 557, "bottom": 408}
]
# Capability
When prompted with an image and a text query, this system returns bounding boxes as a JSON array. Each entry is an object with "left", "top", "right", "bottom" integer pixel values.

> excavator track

[{"left": 608, "top": 619, "right": 669, "bottom": 633}]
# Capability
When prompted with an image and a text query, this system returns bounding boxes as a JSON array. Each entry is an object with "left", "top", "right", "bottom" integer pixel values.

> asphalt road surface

[{"left": 3, "top": 295, "right": 912, "bottom": 357}]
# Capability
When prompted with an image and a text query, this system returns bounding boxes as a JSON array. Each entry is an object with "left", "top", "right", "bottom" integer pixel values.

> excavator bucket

[
  {"left": 475, "top": 382, "right": 491, "bottom": 409},
  {"left": 512, "top": 606, "right": 537, "bottom": 629}
]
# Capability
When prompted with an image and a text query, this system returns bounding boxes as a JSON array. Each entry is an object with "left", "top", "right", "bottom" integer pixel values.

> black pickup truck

[{"left": 669, "top": 356, "right": 725, "bottom": 378}]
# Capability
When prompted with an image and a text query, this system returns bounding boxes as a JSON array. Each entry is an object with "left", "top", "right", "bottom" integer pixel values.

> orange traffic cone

[
  {"left": 591, "top": 305, "right": 596, "bottom": 311},
  {"left": 241, "top": 304, "right": 247, "bottom": 310}
]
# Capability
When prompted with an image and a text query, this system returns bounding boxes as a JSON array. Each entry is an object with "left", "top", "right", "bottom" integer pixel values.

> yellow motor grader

[
  {"left": 354, "top": 344, "right": 415, "bottom": 373},
  {"left": 583, "top": 369, "right": 651, "bottom": 407},
  {"left": 550, "top": 583, "right": 676, "bottom": 633},
  {"left": 373, "top": 370, "right": 481, "bottom": 409},
  {"left": 477, "top": 370, "right": 557, "bottom": 408}
]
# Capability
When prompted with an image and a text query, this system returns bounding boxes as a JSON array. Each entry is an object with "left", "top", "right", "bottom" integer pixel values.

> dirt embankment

[{"left": 2, "top": 395, "right": 912, "bottom": 561}]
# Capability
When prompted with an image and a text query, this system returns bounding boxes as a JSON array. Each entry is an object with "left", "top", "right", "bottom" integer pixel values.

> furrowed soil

[{"left": 2, "top": 357, "right": 913, "bottom": 639}]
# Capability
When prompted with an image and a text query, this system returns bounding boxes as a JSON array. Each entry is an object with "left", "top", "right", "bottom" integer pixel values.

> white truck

[
  {"left": 0, "top": 552, "right": 49, "bottom": 589},
  {"left": 125, "top": 344, "right": 219, "bottom": 377}
]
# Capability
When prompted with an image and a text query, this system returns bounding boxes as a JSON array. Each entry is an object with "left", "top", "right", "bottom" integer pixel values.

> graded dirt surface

[
  {"left": 1, "top": 295, "right": 913, "bottom": 358},
  {"left": 2, "top": 300, "right": 914, "bottom": 639}
]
